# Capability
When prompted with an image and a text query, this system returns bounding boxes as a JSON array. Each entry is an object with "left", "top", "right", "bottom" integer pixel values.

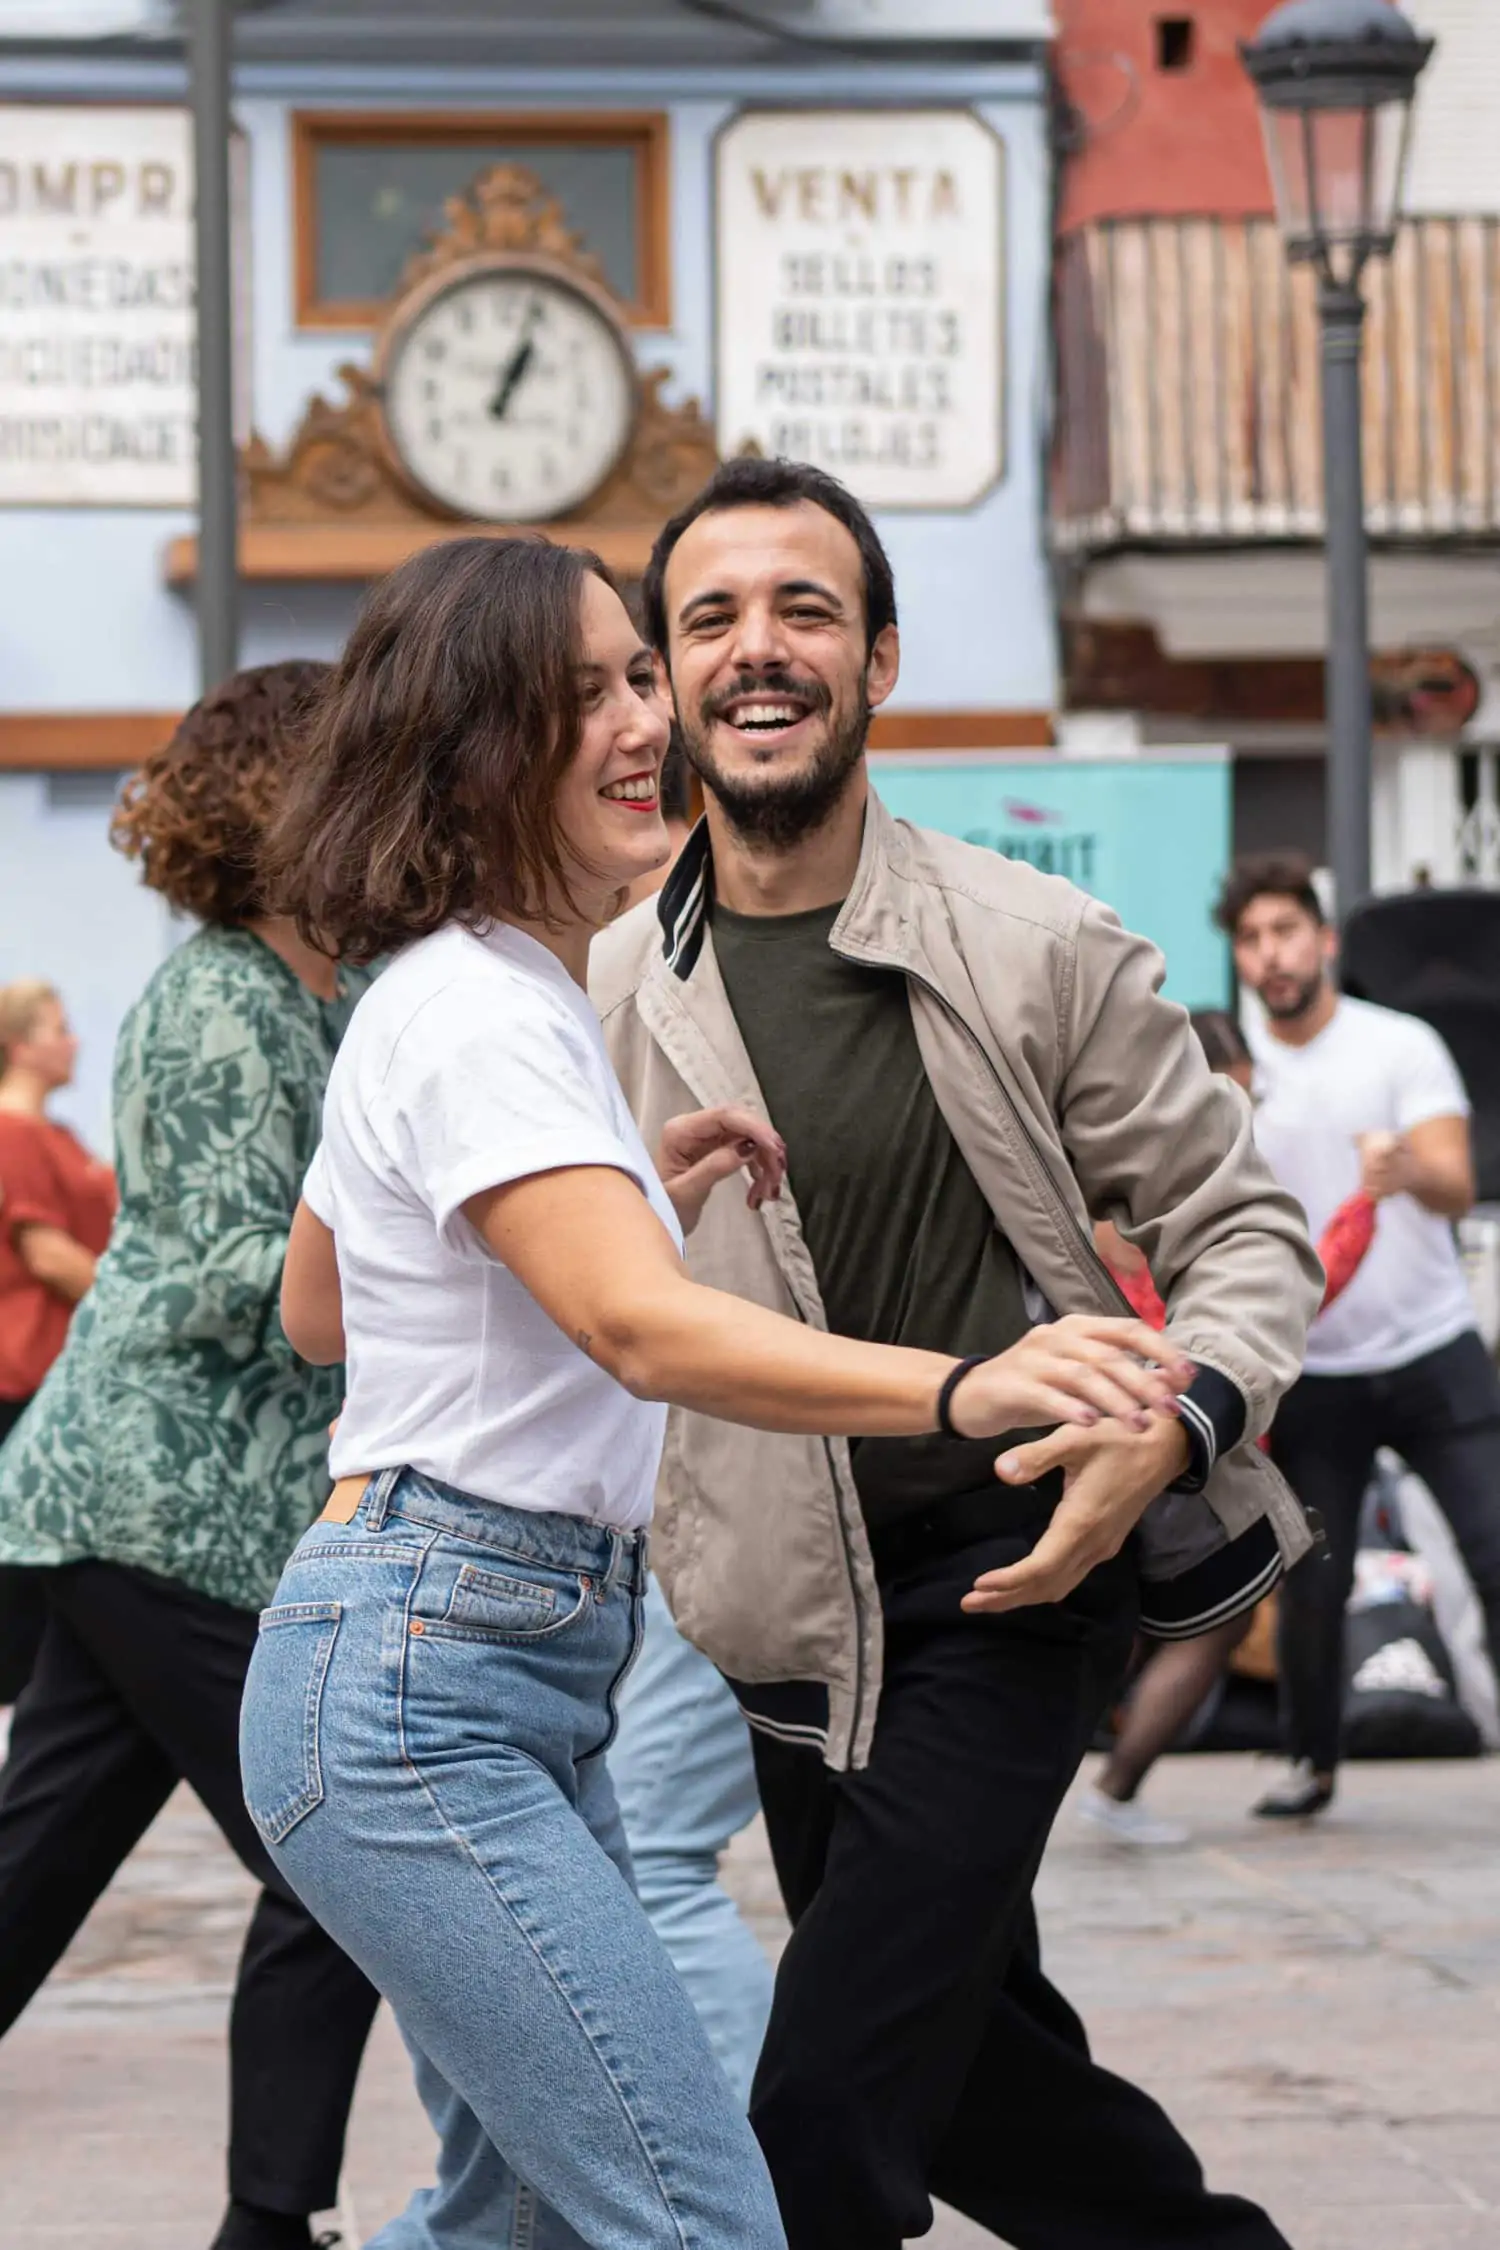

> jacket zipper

[
  {"left": 765, "top": 1249, "right": 872, "bottom": 1750},
  {"left": 652, "top": 973, "right": 873, "bottom": 1757}
]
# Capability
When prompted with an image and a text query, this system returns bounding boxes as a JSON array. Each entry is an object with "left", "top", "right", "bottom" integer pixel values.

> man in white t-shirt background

[{"left": 1218, "top": 853, "right": 1500, "bottom": 1818}]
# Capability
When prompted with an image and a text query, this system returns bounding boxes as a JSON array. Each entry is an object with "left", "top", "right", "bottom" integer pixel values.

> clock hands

[
  {"left": 488, "top": 297, "right": 544, "bottom": 422},
  {"left": 489, "top": 339, "right": 534, "bottom": 422}
]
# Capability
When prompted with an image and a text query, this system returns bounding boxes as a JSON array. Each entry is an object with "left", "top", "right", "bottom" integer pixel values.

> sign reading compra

[
  {"left": 714, "top": 108, "right": 1005, "bottom": 510},
  {"left": 0, "top": 106, "right": 198, "bottom": 506},
  {"left": 869, "top": 752, "right": 1233, "bottom": 1008}
]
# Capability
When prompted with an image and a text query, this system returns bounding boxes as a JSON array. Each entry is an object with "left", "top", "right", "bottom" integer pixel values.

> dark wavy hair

[
  {"left": 110, "top": 660, "right": 330, "bottom": 926},
  {"left": 261, "top": 536, "right": 613, "bottom": 964},
  {"left": 1213, "top": 851, "right": 1325, "bottom": 936}
]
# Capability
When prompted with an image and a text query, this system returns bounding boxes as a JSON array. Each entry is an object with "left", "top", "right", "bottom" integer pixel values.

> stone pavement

[{"left": 1, "top": 1751, "right": 1497, "bottom": 2249}]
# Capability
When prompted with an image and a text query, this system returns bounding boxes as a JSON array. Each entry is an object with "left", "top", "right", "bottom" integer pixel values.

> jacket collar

[
  {"left": 654, "top": 787, "right": 910, "bottom": 984},
  {"left": 656, "top": 816, "right": 714, "bottom": 979}
]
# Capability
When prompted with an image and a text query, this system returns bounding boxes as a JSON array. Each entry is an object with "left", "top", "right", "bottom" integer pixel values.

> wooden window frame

[{"left": 292, "top": 108, "right": 672, "bottom": 331}]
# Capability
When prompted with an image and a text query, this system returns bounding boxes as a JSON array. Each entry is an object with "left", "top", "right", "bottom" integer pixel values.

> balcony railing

[{"left": 1053, "top": 215, "right": 1500, "bottom": 552}]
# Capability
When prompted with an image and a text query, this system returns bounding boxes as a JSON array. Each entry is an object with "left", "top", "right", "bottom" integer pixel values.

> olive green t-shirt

[{"left": 711, "top": 899, "right": 1033, "bottom": 1528}]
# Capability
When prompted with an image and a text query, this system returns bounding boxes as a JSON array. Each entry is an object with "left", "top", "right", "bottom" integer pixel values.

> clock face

[{"left": 382, "top": 266, "right": 637, "bottom": 522}]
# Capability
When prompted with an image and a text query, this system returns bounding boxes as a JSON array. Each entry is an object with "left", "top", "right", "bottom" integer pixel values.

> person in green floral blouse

[{"left": 0, "top": 664, "right": 378, "bottom": 2250}]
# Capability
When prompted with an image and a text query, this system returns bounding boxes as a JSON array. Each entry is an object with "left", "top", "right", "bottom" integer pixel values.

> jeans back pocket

[{"left": 241, "top": 1601, "right": 342, "bottom": 1846}]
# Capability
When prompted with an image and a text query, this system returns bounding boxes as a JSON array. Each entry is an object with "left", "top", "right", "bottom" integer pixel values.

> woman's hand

[
  {"left": 656, "top": 1106, "right": 787, "bottom": 1237},
  {"left": 947, "top": 1316, "right": 1195, "bottom": 1439}
]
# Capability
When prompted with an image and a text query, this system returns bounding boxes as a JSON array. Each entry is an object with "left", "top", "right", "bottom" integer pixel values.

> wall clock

[
  {"left": 188, "top": 167, "right": 724, "bottom": 591},
  {"left": 377, "top": 254, "right": 637, "bottom": 523}
]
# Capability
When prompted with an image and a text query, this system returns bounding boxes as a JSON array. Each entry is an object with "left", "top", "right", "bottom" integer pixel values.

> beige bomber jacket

[{"left": 591, "top": 793, "right": 1323, "bottom": 1769}]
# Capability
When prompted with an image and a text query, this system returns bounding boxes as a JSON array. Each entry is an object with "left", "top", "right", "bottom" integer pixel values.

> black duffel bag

[{"left": 1342, "top": 1595, "right": 1482, "bottom": 1760}]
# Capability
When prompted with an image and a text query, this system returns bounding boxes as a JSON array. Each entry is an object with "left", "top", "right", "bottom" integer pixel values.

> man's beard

[
  {"left": 677, "top": 669, "right": 868, "bottom": 850},
  {"left": 1260, "top": 970, "right": 1326, "bottom": 1023}
]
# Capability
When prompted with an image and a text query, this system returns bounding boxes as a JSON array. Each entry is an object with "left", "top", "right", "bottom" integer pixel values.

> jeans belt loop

[
  {"left": 364, "top": 1466, "right": 401, "bottom": 1530},
  {"left": 603, "top": 1529, "right": 643, "bottom": 1599},
  {"left": 597, "top": 1531, "right": 618, "bottom": 1597}
]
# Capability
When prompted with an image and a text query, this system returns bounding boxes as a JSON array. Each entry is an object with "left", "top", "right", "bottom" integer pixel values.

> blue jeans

[
  {"left": 610, "top": 1578, "right": 773, "bottom": 2107},
  {"left": 238, "top": 1467, "right": 784, "bottom": 2250}
]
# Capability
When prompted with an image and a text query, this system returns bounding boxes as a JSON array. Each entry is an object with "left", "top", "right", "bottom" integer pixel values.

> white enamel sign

[
  {"left": 715, "top": 109, "right": 1006, "bottom": 510},
  {"left": 0, "top": 106, "right": 199, "bottom": 506}
]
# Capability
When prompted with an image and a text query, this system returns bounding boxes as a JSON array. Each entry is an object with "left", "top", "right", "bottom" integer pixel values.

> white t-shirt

[
  {"left": 1247, "top": 995, "right": 1474, "bottom": 1377},
  {"left": 305, "top": 920, "right": 683, "bottom": 1529}
]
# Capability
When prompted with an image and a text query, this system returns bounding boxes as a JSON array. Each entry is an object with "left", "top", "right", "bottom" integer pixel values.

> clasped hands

[
  {"left": 655, "top": 1105, "right": 1195, "bottom": 1616},
  {"left": 944, "top": 1316, "right": 1193, "bottom": 1617}
]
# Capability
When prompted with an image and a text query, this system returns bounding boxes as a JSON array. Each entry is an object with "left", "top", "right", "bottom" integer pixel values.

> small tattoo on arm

[{"left": 576, "top": 1328, "right": 594, "bottom": 1358}]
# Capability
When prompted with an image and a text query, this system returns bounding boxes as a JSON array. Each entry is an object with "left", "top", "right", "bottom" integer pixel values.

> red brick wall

[{"left": 1055, "top": 0, "right": 1276, "bottom": 229}]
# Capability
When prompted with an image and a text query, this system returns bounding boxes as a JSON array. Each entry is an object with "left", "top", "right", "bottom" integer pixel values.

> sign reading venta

[
  {"left": 715, "top": 109, "right": 1005, "bottom": 510},
  {"left": 0, "top": 106, "right": 197, "bottom": 506}
]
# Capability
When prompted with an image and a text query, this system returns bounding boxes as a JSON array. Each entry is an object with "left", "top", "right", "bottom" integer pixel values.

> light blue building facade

[{"left": 0, "top": 5, "right": 1057, "bottom": 1146}]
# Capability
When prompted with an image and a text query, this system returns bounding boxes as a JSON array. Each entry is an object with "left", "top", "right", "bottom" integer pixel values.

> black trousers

[
  {"left": 0, "top": 1558, "right": 380, "bottom": 2215},
  {"left": 1271, "top": 1326, "right": 1500, "bottom": 1775},
  {"left": 749, "top": 1517, "right": 1289, "bottom": 2250},
  {"left": 0, "top": 1396, "right": 46, "bottom": 1703}
]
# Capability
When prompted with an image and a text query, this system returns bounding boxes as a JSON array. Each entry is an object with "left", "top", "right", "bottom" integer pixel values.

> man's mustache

[{"left": 698, "top": 669, "right": 833, "bottom": 725}]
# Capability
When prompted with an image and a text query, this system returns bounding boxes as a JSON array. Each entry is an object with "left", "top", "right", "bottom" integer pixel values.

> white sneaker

[
  {"left": 1251, "top": 1759, "right": 1335, "bottom": 1820},
  {"left": 1076, "top": 1785, "right": 1190, "bottom": 1848}
]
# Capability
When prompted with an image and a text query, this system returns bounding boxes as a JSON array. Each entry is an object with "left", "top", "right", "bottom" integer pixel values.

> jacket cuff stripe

[{"left": 1171, "top": 1364, "right": 1247, "bottom": 1492}]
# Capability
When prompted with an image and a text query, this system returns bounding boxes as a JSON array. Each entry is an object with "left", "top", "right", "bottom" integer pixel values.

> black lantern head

[{"left": 1241, "top": 0, "right": 1434, "bottom": 287}]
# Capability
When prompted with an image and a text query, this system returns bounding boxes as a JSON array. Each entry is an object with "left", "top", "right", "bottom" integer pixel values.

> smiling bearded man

[{"left": 590, "top": 456, "right": 1322, "bottom": 2250}]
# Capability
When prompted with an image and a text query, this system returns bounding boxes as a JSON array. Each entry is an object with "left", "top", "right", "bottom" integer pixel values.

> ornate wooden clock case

[{"left": 166, "top": 164, "right": 720, "bottom": 588}]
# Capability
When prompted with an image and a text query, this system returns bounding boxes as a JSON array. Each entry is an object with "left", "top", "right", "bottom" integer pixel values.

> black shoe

[{"left": 1252, "top": 1759, "right": 1335, "bottom": 1820}]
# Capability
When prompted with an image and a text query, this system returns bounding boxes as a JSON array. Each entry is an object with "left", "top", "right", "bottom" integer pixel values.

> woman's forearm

[
  {"left": 281, "top": 1199, "right": 346, "bottom": 1365},
  {"left": 17, "top": 1225, "right": 96, "bottom": 1304},
  {"left": 467, "top": 1165, "right": 1189, "bottom": 1444},
  {"left": 588, "top": 1273, "right": 950, "bottom": 1435}
]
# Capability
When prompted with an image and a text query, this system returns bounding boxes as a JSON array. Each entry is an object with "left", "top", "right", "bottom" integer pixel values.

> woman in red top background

[{"left": 0, "top": 981, "right": 116, "bottom": 1699}]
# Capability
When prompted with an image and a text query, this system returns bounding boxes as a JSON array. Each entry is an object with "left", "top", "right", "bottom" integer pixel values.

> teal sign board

[{"left": 869, "top": 754, "right": 1231, "bottom": 1008}]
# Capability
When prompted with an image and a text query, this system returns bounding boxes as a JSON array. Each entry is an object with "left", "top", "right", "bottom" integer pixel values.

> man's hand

[
  {"left": 1359, "top": 1119, "right": 1473, "bottom": 1218},
  {"left": 960, "top": 1415, "right": 1191, "bottom": 1617},
  {"left": 656, "top": 1106, "right": 786, "bottom": 1237},
  {"left": 1357, "top": 1130, "right": 1415, "bottom": 1204}
]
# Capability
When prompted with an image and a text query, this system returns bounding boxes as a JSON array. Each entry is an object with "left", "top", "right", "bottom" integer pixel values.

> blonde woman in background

[
  {"left": 0, "top": 982, "right": 116, "bottom": 1701},
  {"left": 0, "top": 982, "right": 114, "bottom": 1435}
]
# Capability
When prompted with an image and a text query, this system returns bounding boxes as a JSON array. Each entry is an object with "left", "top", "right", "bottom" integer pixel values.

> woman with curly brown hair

[{"left": 0, "top": 662, "right": 379, "bottom": 2250}]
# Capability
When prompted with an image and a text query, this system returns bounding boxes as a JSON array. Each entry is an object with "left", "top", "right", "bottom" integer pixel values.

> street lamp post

[{"left": 1240, "top": 0, "right": 1433, "bottom": 918}]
